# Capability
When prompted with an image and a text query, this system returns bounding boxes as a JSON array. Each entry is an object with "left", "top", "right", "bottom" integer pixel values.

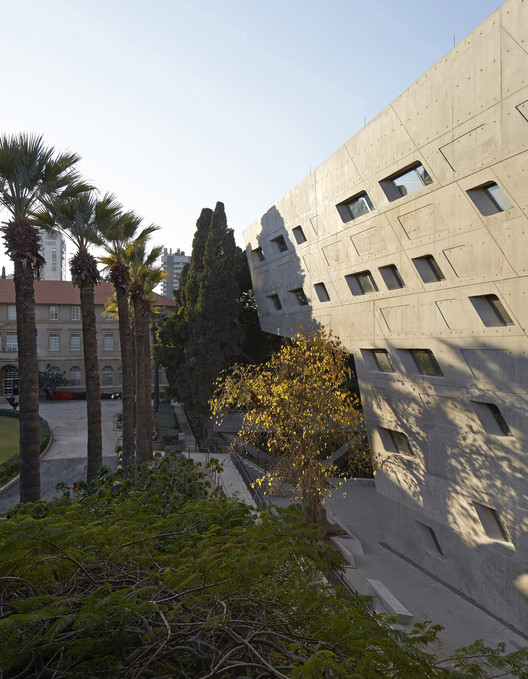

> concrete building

[
  {"left": 244, "top": 0, "right": 528, "bottom": 634},
  {"left": 39, "top": 231, "right": 67, "bottom": 281},
  {"left": 161, "top": 248, "right": 190, "bottom": 299},
  {"left": 0, "top": 280, "right": 174, "bottom": 396}
]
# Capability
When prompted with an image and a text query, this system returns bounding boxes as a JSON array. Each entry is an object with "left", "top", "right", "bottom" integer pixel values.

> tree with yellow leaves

[{"left": 211, "top": 327, "right": 365, "bottom": 529}]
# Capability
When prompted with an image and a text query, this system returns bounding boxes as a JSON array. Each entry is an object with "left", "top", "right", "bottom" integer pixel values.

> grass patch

[{"left": 0, "top": 415, "right": 19, "bottom": 464}]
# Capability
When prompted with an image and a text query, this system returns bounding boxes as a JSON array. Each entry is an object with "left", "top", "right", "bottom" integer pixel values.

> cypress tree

[{"left": 188, "top": 202, "right": 242, "bottom": 425}]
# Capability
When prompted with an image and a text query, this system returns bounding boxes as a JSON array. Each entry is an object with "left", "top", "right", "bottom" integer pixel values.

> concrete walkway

[{"left": 171, "top": 402, "right": 255, "bottom": 507}]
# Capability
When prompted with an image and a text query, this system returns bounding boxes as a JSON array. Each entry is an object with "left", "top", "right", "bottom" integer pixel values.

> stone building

[
  {"left": 244, "top": 0, "right": 528, "bottom": 634},
  {"left": 0, "top": 280, "right": 174, "bottom": 396}
]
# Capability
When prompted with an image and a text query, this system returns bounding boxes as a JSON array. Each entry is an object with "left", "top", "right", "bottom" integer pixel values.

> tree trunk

[
  {"left": 79, "top": 281, "right": 102, "bottom": 481},
  {"left": 134, "top": 303, "right": 151, "bottom": 463},
  {"left": 145, "top": 322, "right": 153, "bottom": 461},
  {"left": 152, "top": 325, "right": 160, "bottom": 413},
  {"left": 14, "top": 260, "right": 41, "bottom": 503},
  {"left": 115, "top": 286, "right": 134, "bottom": 465}
]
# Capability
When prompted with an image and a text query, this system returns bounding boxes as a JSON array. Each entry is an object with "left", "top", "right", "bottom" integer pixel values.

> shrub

[{"left": 1, "top": 454, "right": 526, "bottom": 678}]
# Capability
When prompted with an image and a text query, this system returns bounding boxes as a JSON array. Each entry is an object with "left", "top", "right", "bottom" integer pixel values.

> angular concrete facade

[{"left": 244, "top": 0, "right": 528, "bottom": 634}]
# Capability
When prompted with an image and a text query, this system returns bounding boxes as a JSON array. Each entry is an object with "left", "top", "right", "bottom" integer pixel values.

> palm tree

[
  {"left": 127, "top": 240, "right": 165, "bottom": 463},
  {"left": 99, "top": 212, "right": 158, "bottom": 465},
  {"left": 35, "top": 192, "right": 121, "bottom": 482},
  {"left": 0, "top": 133, "right": 87, "bottom": 502}
]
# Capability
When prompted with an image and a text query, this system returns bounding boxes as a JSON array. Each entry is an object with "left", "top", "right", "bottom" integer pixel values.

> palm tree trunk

[
  {"left": 145, "top": 321, "right": 153, "bottom": 461},
  {"left": 14, "top": 260, "right": 41, "bottom": 503},
  {"left": 79, "top": 281, "right": 102, "bottom": 481},
  {"left": 115, "top": 286, "right": 134, "bottom": 465},
  {"left": 134, "top": 303, "right": 151, "bottom": 463}
]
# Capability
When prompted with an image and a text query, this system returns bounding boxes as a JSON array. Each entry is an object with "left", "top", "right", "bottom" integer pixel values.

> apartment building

[
  {"left": 161, "top": 248, "right": 190, "bottom": 299},
  {"left": 244, "top": 0, "right": 528, "bottom": 633}
]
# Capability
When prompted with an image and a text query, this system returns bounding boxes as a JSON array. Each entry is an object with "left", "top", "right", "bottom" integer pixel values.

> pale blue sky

[{"left": 0, "top": 0, "right": 504, "bottom": 275}]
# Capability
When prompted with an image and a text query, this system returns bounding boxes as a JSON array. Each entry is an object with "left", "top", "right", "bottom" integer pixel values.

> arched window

[
  {"left": 101, "top": 366, "right": 113, "bottom": 387},
  {"left": 3, "top": 365, "right": 19, "bottom": 396},
  {"left": 69, "top": 366, "right": 81, "bottom": 386}
]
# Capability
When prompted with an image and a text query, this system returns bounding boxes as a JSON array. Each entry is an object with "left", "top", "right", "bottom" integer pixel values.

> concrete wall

[{"left": 244, "top": 0, "right": 528, "bottom": 633}]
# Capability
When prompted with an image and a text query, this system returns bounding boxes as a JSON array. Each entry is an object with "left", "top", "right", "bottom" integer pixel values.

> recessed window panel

[
  {"left": 71, "top": 305, "right": 80, "bottom": 321},
  {"left": 380, "top": 163, "right": 433, "bottom": 201},
  {"left": 417, "top": 521, "right": 444, "bottom": 556},
  {"left": 412, "top": 255, "right": 445, "bottom": 283},
  {"left": 379, "top": 427, "right": 414, "bottom": 456},
  {"left": 267, "top": 294, "right": 282, "bottom": 311},
  {"left": 49, "top": 305, "right": 59, "bottom": 320},
  {"left": 7, "top": 305, "right": 16, "bottom": 320},
  {"left": 410, "top": 349, "right": 443, "bottom": 376},
  {"left": 272, "top": 235, "right": 288, "bottom": 253},
  {"left": 467, "top": 182, "right": 513, "bottom": 216},
  {"left": 472, "top": 402, "right": 512, "bottom": 436},
  {"left": 337, "top": 191, "right": 375, "bottom": 223},
  {"left": 371, "top": 349, "right": 395, "bottom": 372},
  {"left": 292, "top": 226, "right": 307, "bottom": 244},
  {"left": 314, "top": 282, "right": 330, "bottom": 302},
  {"left": 290, "top": 288, "right": 308, "bottom": 306},
  {"left": 104, "top": 333, "right": 114, "bottom": 351},
  {"left": 469, "top": 294, "right": 514, "bottom": 327},
  {"left": 346, "top": 270, "right": 378, "bottom": 296},
  {"left": 378, "top": 264, "right": 405, "bottom": 290},
  {"left": 253, "top": 247, "right": 265, "bottom": 262},
  {"left": 473, "top": 502, "right": 511, "bottom": 543}
]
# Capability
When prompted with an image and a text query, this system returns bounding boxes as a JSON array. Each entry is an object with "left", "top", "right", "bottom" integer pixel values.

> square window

[
  {"left": 314, "top": 282, "right": 330, "bottom": 302},
  {"left": 271, "top": 235, "right": 288, "bottom": 253},
  {"left": 467, "top": 182, "right": 513, "bottom": 216},
  {"left": 379, "top": 427, "right": 414, "bottom": 456},
  {"left": 71, "top": 306, "right": 80, "bottom": 321},
  {"left": 7, "top": 305, "right": 16, "bottom": 320},
  {"left": 267, "top": 294, "right": 282, "bottom": 311},
  {"left": 378, "top": 264, "right": 405, "bottom": 290},
  {"left": 290, "top": 288, "right": 308, "bottom": 306},
  {"left": 253, "top": 247, "right": 265, "bottom": 262},
  {"left": 472, "top": 402, "right": 512, "bottom": 436},
  {"left": 336, "top": 191, "right": 374, "bottom": 223},
  {"left": 409, "top": 349, "right": 443, "bottom": 376},
  {"left": 472, "top": 502, "right": 511, "bottom": 543},
  {"left": 101, "top": 366, "right": 114, "bottom": 386},
  {"left": 346, "top": 270, "right": 378, "bottom": 296},
  {"left": 412, "top": 255, "right": 445, "bottom": 283},
  {"left": 370, "top": 349, "right": 395, "bottom": 372},
  {"left": 292, "top": 226, "right": 307, "bottom": 244},
  {"left": 70, "top": 332, "right": 81, "bottom": 351},
  {"left": 104, "top": 333, "right": 114, "bottom": 351},
  {"left": 69, "top": 366, "right": 81, "bottom": 386},
  {"left": 6, "top": 332, "right": 17, "bottom": 351},
  {"left": 49, "top": 333, "right": 60, "bottom": 351},
  {"left": 469, "top": 294, "right": 514, "bottom": 327},
  {"left": 49, "top": 305, "right": 59, "bottom": 320},
  {"left": 380, "top": 163, "right": 433, "bottom": 201}
]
